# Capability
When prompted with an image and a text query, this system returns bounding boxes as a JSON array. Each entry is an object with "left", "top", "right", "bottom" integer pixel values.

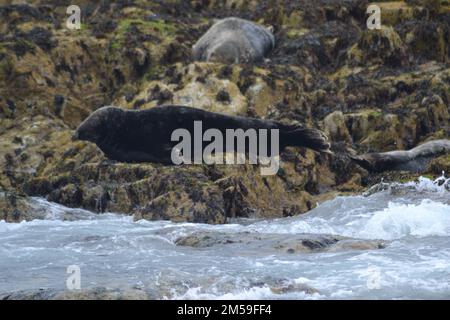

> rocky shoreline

[{"left": 1, "top": 0, "right": 449, "bottom": 224}]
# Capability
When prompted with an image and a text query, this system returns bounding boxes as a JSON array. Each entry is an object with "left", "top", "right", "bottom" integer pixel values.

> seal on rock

[
  {"left": 73, "top": 105, "right": 331, "bottom": 165},
  {"left": 192, "top": 17, "right": 275, "bottom": 64},
  {"left": 350, "top": 139, "right": 450, "bottom": 173}
]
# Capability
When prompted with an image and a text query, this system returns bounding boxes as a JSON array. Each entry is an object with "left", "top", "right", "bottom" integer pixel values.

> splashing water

[{"left": 0, "top": 176, "right": 449, "bottom": 299}]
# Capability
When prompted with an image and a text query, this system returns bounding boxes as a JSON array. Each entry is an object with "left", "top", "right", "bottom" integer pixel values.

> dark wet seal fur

[{"left": 74, "top": 105, "right": 331, "bottom": 164}]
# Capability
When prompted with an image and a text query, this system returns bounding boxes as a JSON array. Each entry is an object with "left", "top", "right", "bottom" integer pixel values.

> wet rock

[
  {"left": 268, "top": 279, "right": 320, "bottom": 295},
  {"left": 175, "top": 231, "right": 386, "bottom": 254},
  {"left": 327, "top": 239, "right": 386, "bottom": 251},
  {"left": 347, "top": 26, "right": 407, "bottom": 67},
  {"left": 0, "top": 287, "right": 155, "bottom": 300},
  {"left": 216, "top": 89, "right": 231, "bottom": 104},
  {"left": 324, "top": 111, "right": 352, "bottom": 143},
  {"left": 428, "top": 154, "right": 450, "bottom": 174},
  {"left": 48, "top": 184, "right": 83, "bottom": 208},
  {"left": 24, "top": 27, "right": 57, "bottom": 51},
  {"left": 53, "top": 95, "right": 65, "bottom": 116},
  {"left": 417, "top": 94, "right": 449, "bottom": 134},
  {"left": 401, "top": 20, "right": 449, "bottom": 63},
  {"left": 173, "top": 76, "right": 247, "bottom": 114},
  {"left": 0, "top": 192, "right": 50, "bottom": 222},
  {"left": 91, "top": 19, "right": 118, "bottom": 38},
  {"left": 134, "top": 180, "right": 227, "bottom": 224},
  {"left": 378, "top": 1, "right": 416, "bottom": 26},
  {"left": 148, "top": 85, "right": 174, "bottom": 104},
  {"left": 406, "top": 0, "right": 443, "bottom": 17},
  {"left": 275, "top": 20, "right": 360, "bottom": 71}
]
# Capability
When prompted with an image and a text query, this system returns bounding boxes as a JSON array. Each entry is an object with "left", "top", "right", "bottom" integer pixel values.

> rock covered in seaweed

[{"left": 0, "top": 1, "right": 449, "bottom": 224}]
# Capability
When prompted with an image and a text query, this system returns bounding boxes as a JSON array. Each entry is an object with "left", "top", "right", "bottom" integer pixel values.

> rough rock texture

[
  {"left": 0, "top": 281, "right": 319, "bottom": 300},
  {"left": 174, "top": 231, "right": 386, "bottom": 254},
  {"left": 0, "top": 287, "right": 156, "bottom": 300},
  {"left": 0, "top": 1, "right": 449, "bottom": 223}
]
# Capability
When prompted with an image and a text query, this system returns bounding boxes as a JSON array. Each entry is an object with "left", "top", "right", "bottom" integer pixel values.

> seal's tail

[{"left": 284, "top": 128, "right": 332, "bottom": 154}]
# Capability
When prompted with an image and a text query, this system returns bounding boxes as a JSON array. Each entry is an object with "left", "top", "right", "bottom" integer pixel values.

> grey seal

[
  {"left": 350, "top": 139, "right": 450, "bottom": 173},
  {"left": 73, "top": 105, "right": 330, "bottom": 164},
  {"left": 193, "top": 17, "right": 275, "bottom": 64}
]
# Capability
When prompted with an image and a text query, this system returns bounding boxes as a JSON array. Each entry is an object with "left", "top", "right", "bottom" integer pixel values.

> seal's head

[
  {"left": 207, "top": 41, "right": 241, "bottom": 64},
  {"left": 73, "top": 106, "right": 124, "bottom": 144}
]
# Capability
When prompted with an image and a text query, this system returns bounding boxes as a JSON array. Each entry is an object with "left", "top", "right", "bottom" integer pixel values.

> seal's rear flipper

[{"left": 285, "top": 128, "right": 332, "bottom": 154}]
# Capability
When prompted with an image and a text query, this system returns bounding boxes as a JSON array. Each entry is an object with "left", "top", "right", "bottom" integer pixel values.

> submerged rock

[
  {"left": 0, "top": 287, "right": 155, "bottom": 300},
  {"left": 269, "top": 280, "right": 319, "bottom": 295},
  {"left": 175, "top": 231, "right": 386, "bottom": 254}
]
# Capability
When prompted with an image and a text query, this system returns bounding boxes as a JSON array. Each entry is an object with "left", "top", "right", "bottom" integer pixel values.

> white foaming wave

[
  {"left": 0, "top": 214, "right": 133, "bottom": 234},
  {"left": 0, "top": 220, "right": 25, "bottom": 232},
  {"left": 246, "top": 217, "right": 334, "bottom": 235},
  {"left": 171, "top": 285, "right": 322, "bottom": 300},
  {"left": 0, "top": 219, "right": 70, "bottom": 233},
  {"left": 30, "top": 197, "right": 97, "bottom": 220},
  {"left": 241, "top": 176, "right": 450, "bottom": 240},
  {"left": 356, "top": 200, "right": 450, "bottom": 240},
  {"left": 246, "top": 199, "right": 450, "bottom": 240},
  {"left": 401, "top": 175, "right": 450, "bottom": 193},
  {"left": 172, "top": 286, "right": 273, "bottom": 300}
]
